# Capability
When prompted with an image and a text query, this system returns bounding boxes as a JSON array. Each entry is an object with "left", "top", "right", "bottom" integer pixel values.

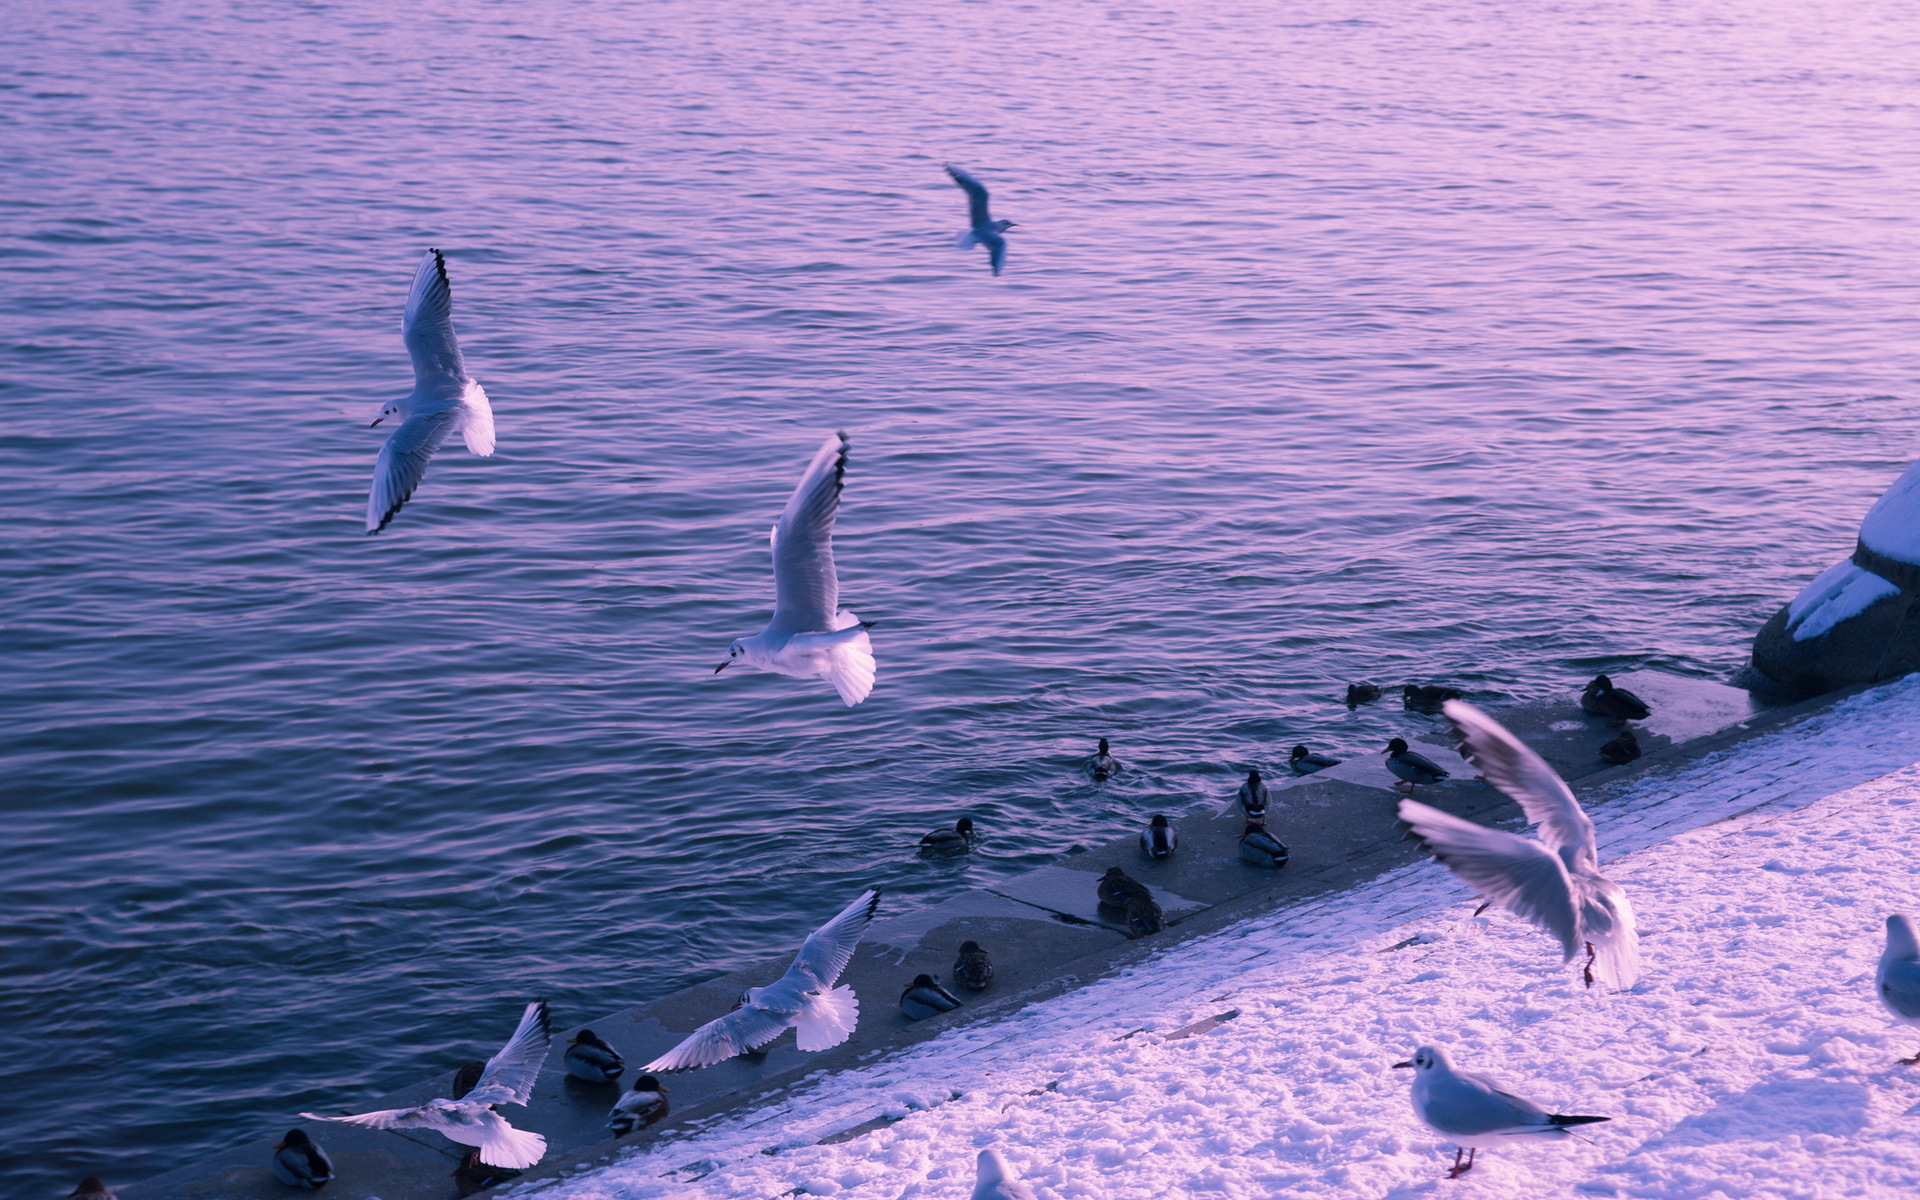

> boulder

[
  {"left": 1751, "top": 558, "right": 1920, "bottom": 697},
  {"left": 1855, "top": 457, "right": 1920, "bottom": 594}
]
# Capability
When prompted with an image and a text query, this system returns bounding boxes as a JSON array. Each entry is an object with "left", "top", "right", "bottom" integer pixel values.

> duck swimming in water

[
  {"left": 1582, "top": 674, "right": 1650, "bottom": 722},
  {"left": 564, "top": 1029, "right": 624, "bottom": 1084},
  {"left": 1403, "top": 684, "right": 1465, "bottom": 714},
  {"left": 901, "top": 974, "right": 964, "bottom": 1020},
  {"left": 1384, "top": 738, "right": 1449, "bottom": 791},
  {"left": 1097, "top": 866, "right": 1150, "bottom": 909},
  {"left": 1346, "top": 682, "right": 1383, "bottom": 708},
  {"left": 1088, "top": 738, "right": 1120, "bottom": 780},
  {"left": 1289, "top": 744, "right": 1341, "bottom": 776},
  {"left": 606, "top": 1074, "right": 670, "bottom": 1136},
  {"left": 271, "top": 1130, "right": 334, "bottom": 1190},
  {"left": 953, "top": 940, "right": 994, "bottom": 991},
  {"left": 1139, "top": 813, "right": 1177, "bottom": 860},
  {"left": 1237, "top": 769, "right": 1270, "bottom": 823},
  {"left": 1238, "top": 823, "right": 1291, "bottom": 869},
  {"left": 919, "top": 817, "right": 976, "bottom": 856},
  {"left": 1598, "top": 727, "right": 1640, "bottom": 765},
  {"left": 69, "top": 1179, "right": 117, "bottom": 1200}
]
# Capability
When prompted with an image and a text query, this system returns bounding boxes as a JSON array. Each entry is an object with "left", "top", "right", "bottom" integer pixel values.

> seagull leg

[
  {"left": 1472, "top": 901, "right": 1491, "bottom": 917},
  {"left": 1446, "top": 1147, "right": 1475, "bottom": 1179},
  {"left": 1583, "top": 941, "right": 1597, "bottom": 988}
]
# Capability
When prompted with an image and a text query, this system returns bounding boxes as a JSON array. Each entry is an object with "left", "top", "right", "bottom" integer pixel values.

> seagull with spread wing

[
  {"left": 364, "top": 248, "right": 496, "bottom": 534},
  {"left": 646, "top": 890, "right": 881, "bottom": 1071},
  {"left": 945, "top": 164, "right": 1015, "bottom": 276},
  {"left": 714, "top": 431, "right": 876, "bottom": 706},
  {"left": 302, "top": 1000, "right": 552, "bottom": 1169},
  {"left": 1397, "top": 700, "right": 1640, "bottom": 990}
]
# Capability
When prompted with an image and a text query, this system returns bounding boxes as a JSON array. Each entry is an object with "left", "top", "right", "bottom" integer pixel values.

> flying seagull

[
  {"left": 714, "top": 431, "right": 877, "bottom": 706},
  {"left": 1394, "top": 1045, "right": 1608, "bottom": 1178},
  {"left": 303, "top": 1000, "right": 552, "bottom": 1169},
  {"left": 1398, "top": 700, "right": 1640, "bottom": 990},
  {"left": 945, "top": 165, "right": 1015, "bottom": 276},
  {"left": 365, "top": 248, "right": 496, "bottom": 534},
  {"left": 645, "top": 890, "right": 881, "bottom": 1071}
]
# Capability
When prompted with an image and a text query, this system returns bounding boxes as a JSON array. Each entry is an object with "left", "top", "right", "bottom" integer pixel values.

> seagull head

[
  {"left": 715, "top": 640, "right": 746, "bottom": 673},
  {"left": 1385, "top": 738, "right": 1410, "bottom": 755},
  {"left": 993, "top": 219, "right": 1016, "bottom": 232},
  {"left": 1392, "top": 1046, "right": 1449, "bottom": 1072},
  {"left": 370, "top": 399, "right": 404, "bottom": 428}
]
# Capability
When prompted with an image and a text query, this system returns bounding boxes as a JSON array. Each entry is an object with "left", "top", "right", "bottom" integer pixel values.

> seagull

[
  {"left": 1394, "top": 1045, "right": 1609, "bottom": 1178},
  {"left": 270, "top": 1130, "right": 334, "bottom": 1189},
  {"left": 1878, "top": 915, "right": 1920, "bottom": 1063},
  {"left": 1140, "top": 813, "right": 1177, "bottom": 859},
  {"left": 714, "top": 431, "right": 877, "bottom": 706},
  {"left": 563, "top": 1029, "right": 624, "bottom": 1084},
  {"left": 302, "top": 999, "right": 552, "bottom": 1169},
  {"left": 1399, "top": 700, "right": 1641, "bottom": 990},
  {"left": 944, "top": 164, "right": 1015, "bottom": 276},
  {"left": 1581, "top": 674, "right": 1650, "bottom": 722},
  {"left": 645, "top": 889, "right": 881, "bottom": 1070},
  {"left": 364, "top": 249, "right": 496, "bottom": 535},
  {"left": 607, "top": 1074, "right": 670, "bottom": 1136},
  {"left": 1384, "top": 738, "right": 1449, "bottom": 791},
  {"left": 972, "top": 1148, "right": 1040, "bottom": 1200}
]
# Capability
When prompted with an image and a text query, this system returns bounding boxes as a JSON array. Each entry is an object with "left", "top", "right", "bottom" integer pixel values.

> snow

[
  {"left": 1784, "top": 559, "right": 1900, "bottom": 642},
  {"left": 1859, "top": 458, "right": 1920, "bottom": 567},
  {"left": 534, "top": 678, "right": 1920, "bottom": 1200}
]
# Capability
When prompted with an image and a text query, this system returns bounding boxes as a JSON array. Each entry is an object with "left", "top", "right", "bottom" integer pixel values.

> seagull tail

[
  {"left": 459, "top": 382, "right": 496, "bottom": 456},
  {"left": 820, "top": 612, "right": 875, "bottom": 706},
  {"left": 793, "top": 984, "right": 860, "bottom": 1052},
  {"left": 478, "top": 1122, "right": 547, "bottom": 1169},
  {"left": 955, "top": 230, "right": 980, "bottom": 250}
]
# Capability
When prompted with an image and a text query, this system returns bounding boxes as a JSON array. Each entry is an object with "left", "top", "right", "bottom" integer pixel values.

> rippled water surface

[{"left": 6, "top": 0, "right": 1920, "bottom": 1190}]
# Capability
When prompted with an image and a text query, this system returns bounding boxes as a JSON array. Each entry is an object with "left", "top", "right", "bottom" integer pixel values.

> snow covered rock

[
  {"left": 1751, "top": 557, "right": 1920, "bottom": 696},
  {"left": 1855, "top": 457, "right": 1920, "bottom": 593}
]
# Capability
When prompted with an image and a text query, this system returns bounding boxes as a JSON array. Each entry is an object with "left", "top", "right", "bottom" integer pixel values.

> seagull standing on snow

[
  {"left": 715, "top": 431, "right": 877, "bottom": 706},
  {"left": 365, "top": 249, "right": 496, "bottom": 535},
  {"left": 1399, "top": 701, "right": 1640, "bottom": 990},
  {"left": 645, "top": 890, "right": 881, "bottom": 1070},
  {"left": 1877, "top": 914, "right": 1920, "bottom": 1063},
  {"left": 303, "top": 1000, "right": 552, "bottom": 1169},
  {"left": 1394, "top": 1045, "right": 1609, "bottom": 1178},
  {"left": 945, "top": 165, "right": 1015, "bottom": 276},
  {"left": 972, "top": 1148, "right": 1040, "bottom": 1200}
]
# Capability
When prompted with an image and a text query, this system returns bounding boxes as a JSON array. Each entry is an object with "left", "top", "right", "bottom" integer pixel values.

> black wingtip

[{"left": 1549, "top": 1113, "right": 1611, "bottom": 1127}]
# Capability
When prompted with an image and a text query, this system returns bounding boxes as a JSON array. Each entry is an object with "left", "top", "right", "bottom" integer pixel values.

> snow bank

[
  {"left": 1784, "top": 560, "right": 1901, "bottom": 642},
  {"left": 535, "top": 678, "right": 1920, "bottom": 1200},
  {"left": 1859, "top": 458, "right": 1920, "bottom": 569}
]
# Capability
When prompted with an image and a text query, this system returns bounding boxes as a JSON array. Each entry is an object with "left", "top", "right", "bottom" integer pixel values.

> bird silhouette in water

[{"left": 945, "top": 164, "right": 1015, "bottom": 275}]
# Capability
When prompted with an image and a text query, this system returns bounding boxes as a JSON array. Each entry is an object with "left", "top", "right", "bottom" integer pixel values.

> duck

[
  {"left": 1289, "top": 744, "right": 1341, "bottom": 776},
  {"left": 564, "top": 1029, "right": 624, "bottom": 1084},
  {"left": 1384, "top": 738, "right": 1449, "bottom": 791},
  {"left": 452, "top": 1148, "right": 521, "bottom": 1197},
  {"left": 449, "top": 1060, "right": 486, "bottom": 1100},
  {"left": 1238, "top": 823, "right": 1291, "bottom": 869},
  {"left": 1139, "top": 813, "right": 1177, "bottom": 860},
  {"left": 1236, "top": 769, "right": 1270, "bottom": 823},
  {"left": 607, "top": 1074, "right": 670, "bottom": 1136},
  {"left": 901, "top": 974, "right": 964, "bottom": 1021},
  {"left": 1097, "top": 866, "right": 1150, "bottom": 909},
  {"left": 1346, "top": 682, "right": 1383, "bottom": 708},
  {"left": 1088, "top": 737, "right": 1121, "bottom": 780},
  {"left": 1124, "top": 892, "right": 1165, "bottom": 937},
  {"left": 919, "top": 817, "right": 976, "bottom": 856},
  {"left": 68, "top": 1180, "right": 116, "bottom": 1200},
  {"left": 1582, "top": 674, "right": 1650, "bottom": 722},
  {"left": 954, "top": 940, "right": 994, "bottom": 991},
  {"left": 271, "top": 1130, "right": 334, "bottom": 1190},
  {"left": 1403, "top": 684, "right": 1465, "bottom": 714},
  {"left": 1598, "top": 727, "right": 1640, "bottom": 765}
]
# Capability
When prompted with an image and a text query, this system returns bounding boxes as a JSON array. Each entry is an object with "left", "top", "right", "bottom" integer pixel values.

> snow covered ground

[{"left": 535, "top": 678, "right": 1920, "bottom": 1200}]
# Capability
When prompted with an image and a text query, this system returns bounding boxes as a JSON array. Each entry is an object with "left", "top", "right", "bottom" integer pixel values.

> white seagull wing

[
  {"left": 366, "top": 406, "right": 457, "bottom": 534},
  {"left": 1398, "top": 799, "right": 1581, "bottom": 962},
  {"left": 403, "top": 249, "right": 464, "bottom": 384},
  {"left": 769, "top": 431, "right": 850, "bottom": 633},
  {"left": 300, "top": 1104, "right": 443, "bottom": 1132},
  {"left": 789, "top": 888, "right": 881, "bottom": 990},
  {"left": 1443, "top": 700, "right": 1598, "bottom": 871},
  {"left": 643, "top": 1002, "right": 794, "bottom": 1072},
  {"left": 464, "top": 1000, "right": 551, "bottom": 1107}
]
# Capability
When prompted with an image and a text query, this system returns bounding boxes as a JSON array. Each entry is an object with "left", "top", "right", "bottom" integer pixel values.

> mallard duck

[
  {"left": 1289, "top": 744, "right": 1341, "bottom": 775},
  {"left": 1139, "top": 813, "right": 1177, "bottom": 860},
  {"left": 919, "top": 817, "right": 976, "bottom": 856},
  {"left": 607, "top": 1074, "right": 670, "bottom": 1136},
  {"left": 452, "top": 1148, "right": 521, "bottom": 1197},
  {"left": 1581, "top": 674, "right": 1650, "bottom": 722},
  {"left": 1124, "top": 893, "right": 1165, "bottom": 937},
  {"left": 1238, "top": 823, "right": 1291, "bottom": 869},
  {"left": 953, "top": 940, "right": 994, "bottom": 991},
  {"left": 1097, "top": 866, "right": 1149, "bottom": 909},
  {"left": 449, "top": 1060, "right": 486, "bottom": 1100},
  {"left": 1403, "top": 684, "right": 1465, "bottom": 714},
  {"left": 271, "top": 1130, "right": 334, "bottom": 1190},
  {"left": 1237, "top": 770, "right": 1270, "bottom": 822},
  {"left": 1088, "top": 737, "right": 1121, "bottom": 780},
  {"left": 1346, "top": 682, "right": 1383, "bottom": 708},
  {"left": 1598, "top": 728, "right": 1640, "bottom": 765},
  {"left": 1384, "top": 738, "right": 1449, "bottom": 791},
  {"left": 68, "top": 1180, "right": 116, "bottom": 1200},
  {"left": 564, "top": 1029, "right": 624, "bottom": 1084},
  {"left": 901, "top": 974, "right": 964, "bottom": 1020}
]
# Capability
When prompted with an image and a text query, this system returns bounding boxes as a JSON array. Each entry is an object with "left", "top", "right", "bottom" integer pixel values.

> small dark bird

[
  {"left": 1346, "top": 683, "right": 1383, "bottom": 708},
  {"left": 1403, "top": 684, "right": 1465, "bottom": 714},
  {"left": 453, "top": 1148, "right": 521, "bottom": 1196},
  {"left": 944, "top": 163, "right": 1016, "bottom": 276},
  {"left": 1582, "top": 674, "right": 1650, "bottom": 722},
  {"left": 953, "top": 940, "right": 994, "bottom": 991},
  {"left": 1289, "top": 744, "right": 1341, "bottom": 776},
  {"left": 449, "top": 1060, "right": 486, "bottom": 1100},
  {"left": 271, "top": 1130, "right": 334, "bottom": 1190},
  {"left": 1598, "top": 727, "right": 1641, "bottom": 765},
  {"left": 564, "top": 1029, "right": 624, "bottom": 1084},
  {"left": 901, "top": 973, "right": 964, "bottom": 1020},
  {"left": 1384, "top": 737, "right": 1449, "bottom": 791},
  {"left": 607, "top": 1074, "right": 670, "bottom": 1136},
  {"left": 920, "top": 817, "right": 976, "bottom": 856},
  {"left": 1124, "top": 892, "right": 1165, "bottom": 937},
  {"left": 1139, "top": 813, "right": 1177, "bottom": 860},
  {"left": 1237, "top": 770, "right": 1270, "bottom": 823},
  {"left": 69, "top": 1180, "right": 117, "bottom": 1200},
  {"left": 1097, "top": 866, "right": 1151, "bottom": 909},
  {"left": 1088, "top": 737, "right": 1120, "bottom": 780},
  {"left": 1238, "top": 823, "right": 1291, "bottom": 869}
]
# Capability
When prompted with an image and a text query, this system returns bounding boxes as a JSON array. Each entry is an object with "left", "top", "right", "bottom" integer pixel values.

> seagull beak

[
  {"left": 1392, "top": 1060, "right": 1414, "bottom": 1069},
  {"left": 713, "top": 661, "right": 729, "bottom": 674},
  {"left": 370, "top": 418, "right": 384, "bottom": 427}
]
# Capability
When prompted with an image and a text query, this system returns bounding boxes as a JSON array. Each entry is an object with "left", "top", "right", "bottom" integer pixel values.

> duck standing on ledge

[
  {"left": 1598, "top": 728, "right": 1640, "bottom": 765},
  {"left": 954, "top": 940, "right": 994, "bottom": 991},
  {"left": 607, "top": 1074, "right": 670, "bottom": 1136},
  {"left": 564, "top": 1029, "right": 624, "bottom": 1084},
  {"left": 920, "top": 817, "right": 976, "bottom": 856},
  {"left": 271, "top": 1130, "right": 334, "bottom": 1189},
  {"left": 1124, "top": 892, "right": 1166, "bottom": 936},
  {"left": 1384, "top": 738, "right": 1449, "bottom": 791},
  {"left": 901, "top": 974, "right": 964, "bottom": 1020},
  {"left": 1403, "top": 684, "right": 1464, "bottom": 714},
  {"left": 1238, "top": 823, "right": 1291, "bottom": 869},
  {"left": 1088, "top": 737, "right": 1120, "bottom": 780},
  {"left": 1290, "top": 744, "right": 1341, "bottom": 776},
  {"left": 1582, "top": 674, "right": 1650, "bottom": 722},
  {"left": 1097, "top": 866, "right": 1150, "bottom": 909},
  {"left": 1140, "top": 813, "right": 1177, "bottom": 859},
  {"left": 1237, "top": 769, "right": 1270, "bottom": 823}
]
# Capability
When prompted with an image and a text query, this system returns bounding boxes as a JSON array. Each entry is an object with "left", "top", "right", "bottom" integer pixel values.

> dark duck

[
  {"left": 1289, "top": 744, "right": 1341, "bottom": 776},
  {"left": 1384, "top": 738, "right": 1449, "bottom": 791},
  {"left": 1582, "top": 674, "right": 1650, "bottom": 722}
]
